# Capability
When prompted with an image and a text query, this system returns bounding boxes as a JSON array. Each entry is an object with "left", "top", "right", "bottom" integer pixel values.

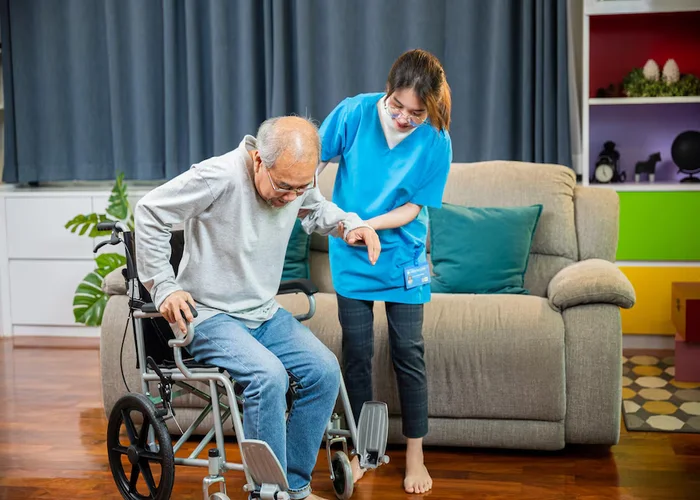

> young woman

[{"left": 317, "top": 49, "right": 452, "bottom": 494}]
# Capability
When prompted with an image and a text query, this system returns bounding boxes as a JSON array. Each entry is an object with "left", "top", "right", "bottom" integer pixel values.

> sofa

[{"left": 100, "top": 160, "right": 636, "bottom": 451}]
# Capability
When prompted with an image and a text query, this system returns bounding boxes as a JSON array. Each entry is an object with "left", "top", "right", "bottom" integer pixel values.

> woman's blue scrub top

[{"left": 319, "top": 92, "right": 452, "bottom": 304}]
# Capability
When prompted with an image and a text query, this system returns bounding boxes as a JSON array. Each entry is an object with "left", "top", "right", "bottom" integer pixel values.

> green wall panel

[{"left": 617, "top": 191, "right": 700, "bottom": 261}]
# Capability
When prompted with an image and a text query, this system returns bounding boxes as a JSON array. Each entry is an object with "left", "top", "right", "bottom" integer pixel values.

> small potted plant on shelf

[{"left": 622, "top": 59, "right": 700, "bottom": 97}]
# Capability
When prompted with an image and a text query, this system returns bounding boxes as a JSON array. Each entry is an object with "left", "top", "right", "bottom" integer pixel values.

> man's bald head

[
  {"left": 256, "top": 116, "right": 321, "bottom": 172},
  {"left": 251, "top": 115, "right": 322, "bottom": 208}
]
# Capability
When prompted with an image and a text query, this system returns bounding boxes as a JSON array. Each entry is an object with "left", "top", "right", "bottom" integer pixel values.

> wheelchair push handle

[
  {"left": 92, "top": 220, "right": 138, "bottom": 281},
  {"left": 96, "top": 220, "right": 129, "bottom": 233},
  {"left": 93, "top": 221, "right": 132, "bottom": 254}
]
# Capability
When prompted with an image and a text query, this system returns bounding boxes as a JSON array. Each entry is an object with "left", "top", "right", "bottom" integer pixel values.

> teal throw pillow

[
  {"left": 428, "top": 203, "right": 543, "bottom": 294},
  {"left": 282, "top": 218, "right": 311, "bottom": 281}
]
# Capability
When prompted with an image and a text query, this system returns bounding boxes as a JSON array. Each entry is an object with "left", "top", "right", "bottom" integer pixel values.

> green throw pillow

[
  {"left": 282, "top": 218, "right": 311, "bottom": 281},
  {"left": 428, "top": 203, "right": 543, "bottom": 294}
]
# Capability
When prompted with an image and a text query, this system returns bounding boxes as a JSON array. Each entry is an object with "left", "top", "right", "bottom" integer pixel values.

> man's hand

[
  {"left": 160, "top": 290, "right": 197, "bottom": 334},
  {"left": 338, "top": 224, "right": 381, "bottom": 265}
]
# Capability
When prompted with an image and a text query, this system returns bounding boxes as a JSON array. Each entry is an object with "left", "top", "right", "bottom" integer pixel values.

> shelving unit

[
  {"left": 582, "top": 1, "right": 700, "bottom": 339},
  {"left": 582, "top": 0, "right": 700, "bottom": 190},
  {"left": 589, "top": 96, "right": 700, "bottom": 106},
  {"left": 594, "top": 182, "right": 700, "bottom": 191}
]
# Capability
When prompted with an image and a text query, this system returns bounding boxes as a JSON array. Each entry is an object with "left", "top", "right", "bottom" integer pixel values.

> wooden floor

[{"left": 1, "top": 339, "right": 699, "bottom": 500}]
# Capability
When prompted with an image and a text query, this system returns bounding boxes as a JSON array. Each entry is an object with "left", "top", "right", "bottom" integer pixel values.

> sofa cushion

[
  {"left": 428, "top": 203, "right": 543, "bottom": 294},
  {"left": 282, "top": 219, "right": 312, "bottom": 280},
  {"left": 414, "top": 293, "right": 566, "bottom": 421},
  {"left": 103, "top": 267, "right": 127, "bottom": 296},
  {"left": 309, "top": 251, "right": 335, "bottom": 293},
  {"left": 441, "top": 162, "right": 578, "bottom": 261},
  {"left": 277, "top": 291, "right": 566, "bottom": 423}
]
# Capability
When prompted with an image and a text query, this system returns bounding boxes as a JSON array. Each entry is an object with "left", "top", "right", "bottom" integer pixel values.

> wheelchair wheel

[
  {"left": 331, "top": 451, "right": 353, "bottom": 500},
  {"left": 208, "top": 493, "right": 230, "bottom": 500},
  {"left": 107, "top": 393, "right": 175, "bottom": 500}
]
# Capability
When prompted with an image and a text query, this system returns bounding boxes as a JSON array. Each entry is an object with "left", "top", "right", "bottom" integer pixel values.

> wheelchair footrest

[
  {"left": 356, "top": 401, "right": 390, "bottom": 469},
  {"left": 241, "top": 440, "right": 290, "bottom": 500}
]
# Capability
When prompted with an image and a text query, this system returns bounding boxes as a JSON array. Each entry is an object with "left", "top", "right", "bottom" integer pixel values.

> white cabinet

[
  {"left": 0, "top": 186, "right": 153, "bottom": 337},
  {"left": 6, "top": 197, "right": 94, "bottom": 259},
  {"left": 9, "top": 259, "right": 96, "bottom": 325}
]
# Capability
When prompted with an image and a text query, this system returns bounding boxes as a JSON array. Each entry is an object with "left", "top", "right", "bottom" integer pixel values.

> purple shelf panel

[{"left": 589, "top": 103, "right": 700, "bottom": 182}]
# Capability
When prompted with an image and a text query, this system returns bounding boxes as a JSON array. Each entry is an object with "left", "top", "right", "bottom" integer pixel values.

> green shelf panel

[{"left": 617, "top": 191, "right": 700, "bottom": 261}]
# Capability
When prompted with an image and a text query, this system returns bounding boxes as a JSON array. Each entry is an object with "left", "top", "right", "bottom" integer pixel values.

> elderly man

[{"left": 134, "top": 116, "right": 380, "bottom": 500}]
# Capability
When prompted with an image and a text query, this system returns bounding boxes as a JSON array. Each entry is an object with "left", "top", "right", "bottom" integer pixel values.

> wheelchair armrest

[
  {"left": 277, "top": 279, "right": 319, "bottom": 296},
  {"left": 277, "top": 279, "right": 318, "bottom": 322},
  {"left": 140, "top": 302, "right": 158, "bottom": 313},
  {"left": 132, "top": 300, "right": 198, "bottom": 378},
  {"left": 133, "top": 302, "right": 197, "bottom": 348}
]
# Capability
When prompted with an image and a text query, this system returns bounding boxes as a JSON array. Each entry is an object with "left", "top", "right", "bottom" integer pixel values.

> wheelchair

[{"left": 97, "top": 221, "right": 390, "bottom": 500}]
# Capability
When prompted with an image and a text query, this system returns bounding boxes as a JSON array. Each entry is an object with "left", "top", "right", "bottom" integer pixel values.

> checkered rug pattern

[{"left": 622, "top": 355, "right": 700, "bottom": 433}]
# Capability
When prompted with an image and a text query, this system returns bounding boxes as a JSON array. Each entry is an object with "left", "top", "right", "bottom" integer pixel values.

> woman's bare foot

[
  {"left": 404, "top": 438, "right": 432, "bottom": 494},
  {"left": 350, "top": 455, "right": 366, "bottom": 483}
]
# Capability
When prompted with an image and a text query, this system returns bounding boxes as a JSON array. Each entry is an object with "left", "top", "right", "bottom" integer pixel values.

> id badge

[{"left": 404, "top": 263, "right": 431, "bottom": 289}]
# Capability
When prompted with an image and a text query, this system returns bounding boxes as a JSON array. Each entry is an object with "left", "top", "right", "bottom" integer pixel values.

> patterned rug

[{"left": 622, "top": 354, "right": 700, "bottom": 433}]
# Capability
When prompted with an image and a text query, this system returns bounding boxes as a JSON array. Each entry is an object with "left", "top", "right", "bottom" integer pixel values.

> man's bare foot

[
  {"left": 350, "top": 455, "right": 366, "bottom": 483},
  {"left": 404, "top": 438, "right": 432, "bottom": 494},
  {"left": 304, "top": 494, "right": 330, "bottom": 500}
]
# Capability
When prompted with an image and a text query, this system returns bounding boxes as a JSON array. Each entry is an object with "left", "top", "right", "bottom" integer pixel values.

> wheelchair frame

[{"left": 100, "top": 222, "right": 388, "bottom": 500}]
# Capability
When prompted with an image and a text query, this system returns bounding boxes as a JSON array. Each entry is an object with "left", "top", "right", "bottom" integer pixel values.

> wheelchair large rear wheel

[{"left": 107, "top": 393, "right": 175, "bottom": 500}]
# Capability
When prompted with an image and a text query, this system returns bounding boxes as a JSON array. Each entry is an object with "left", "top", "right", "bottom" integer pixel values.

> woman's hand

[
  {"left": 345, "top": 227, "right": 381, "bottom": 264},
  {"left": 336, "top": 222, "right": 381, "bottom": 264}
]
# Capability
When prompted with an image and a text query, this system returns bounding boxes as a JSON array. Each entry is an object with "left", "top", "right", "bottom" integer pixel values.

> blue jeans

[{"left": 188, "top": 308, "right": 341, "bottom": 499}]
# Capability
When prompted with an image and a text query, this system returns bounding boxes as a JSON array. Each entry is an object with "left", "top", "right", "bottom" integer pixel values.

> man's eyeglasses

[
  {"left": 384, "top": 99, "right": 427, "bottom": 128},
  {"left": 265, "top": 167, "right": 317, "bottom": 195}
]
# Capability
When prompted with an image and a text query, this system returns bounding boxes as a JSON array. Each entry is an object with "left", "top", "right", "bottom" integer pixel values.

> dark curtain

[{"left": 0, "top": 0, "right": 571, "bottom": 184}]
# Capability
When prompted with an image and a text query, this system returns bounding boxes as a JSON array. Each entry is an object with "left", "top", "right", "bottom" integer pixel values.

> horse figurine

[{"left": 635, "top": 152, "right": 662, "bottom": 183}]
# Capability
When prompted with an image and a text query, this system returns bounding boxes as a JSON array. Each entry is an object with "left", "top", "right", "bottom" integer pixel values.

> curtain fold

[
  {"left": 1, "top": 0, "right": 571, "bottom": 184},
  {"left": 567, "top": 0, "right": 584, "bottom": 176}
]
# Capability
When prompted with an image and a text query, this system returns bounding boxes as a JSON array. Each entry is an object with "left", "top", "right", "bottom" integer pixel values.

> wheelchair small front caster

[
  {"left": 208, "top": 493, "right": 230, "bottom": 500},
  {"left": 203, "top": 448, "right": 229, "bottom": 500},
  {"left": 331, "top": 451, "right": 353, "bottom": 500},
  {"left": 107, "top": 393, "right": 175, "bottom": 500}
]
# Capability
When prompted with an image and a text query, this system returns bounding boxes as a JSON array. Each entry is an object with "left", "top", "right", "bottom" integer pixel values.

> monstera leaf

[
  {"left": 64, "top": 171, "right": 135, "bottom": 326},
  {"left": 72, "top": 253, "right": 127, "bottom": 326},
  {"left": 65, "top": 213, "right": 114, "bottom": 237},
  {"left": 106, "top": 172, "right": 134, "bottom": 230}
]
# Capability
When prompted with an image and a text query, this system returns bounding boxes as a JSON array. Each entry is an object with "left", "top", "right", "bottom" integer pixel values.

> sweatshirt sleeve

[
  {"left": 298, "top": 186, "right": 369, "bottom": 238},
  {"left": 134, "top": 166, "right": 222, "bottom": 309}
]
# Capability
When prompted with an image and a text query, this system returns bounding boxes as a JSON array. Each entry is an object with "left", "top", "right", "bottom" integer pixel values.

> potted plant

[
  {"left": 64, "top": 172, "right": 133, "bottom": 326},
  {"left": 622, "top": 59, "right": 700, "bottom": 97}
]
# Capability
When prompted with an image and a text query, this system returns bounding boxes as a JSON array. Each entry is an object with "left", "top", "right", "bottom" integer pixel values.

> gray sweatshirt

[{"left": 134, "top": 135, "right": 367, "bottom": 328}]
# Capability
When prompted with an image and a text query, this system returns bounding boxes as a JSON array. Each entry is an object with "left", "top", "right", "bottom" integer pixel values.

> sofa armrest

[
  {"left": 548, "top": 259, "right": 636, "bottom": 311},
  {"left": 103, "top": 266, "right": 127, "bottom": 296}
]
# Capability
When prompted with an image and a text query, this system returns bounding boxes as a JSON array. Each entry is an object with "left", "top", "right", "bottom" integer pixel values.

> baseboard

[
  {"left": 12, "top": 335, "right": 99, "bottom": 349},
  {"left": 622, "top": 334, "right": 675, "bottom": 350},
  {"left": 3, "top": 328, "right": 679, "bottom": 351},
  {"left": 12, "top": 325, "right": 100, "bottom": 338}
]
